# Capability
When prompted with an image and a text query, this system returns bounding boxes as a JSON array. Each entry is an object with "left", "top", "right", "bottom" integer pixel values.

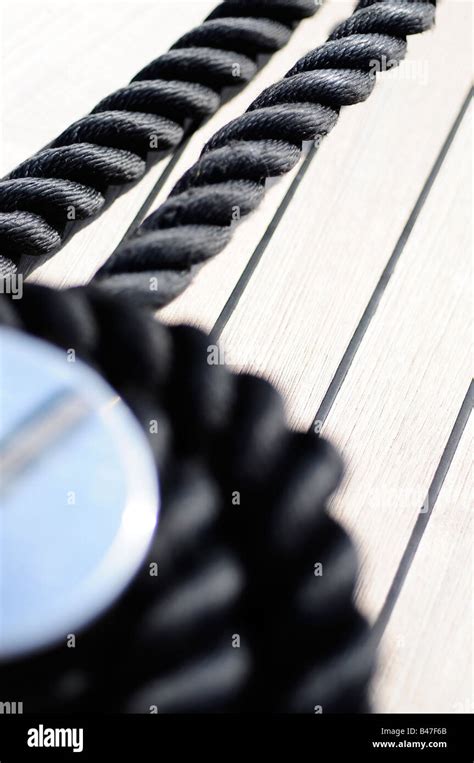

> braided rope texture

[
  {"left": 0, "top": 0, "right": 316, "bottom": 263},
  {"left": 93, "top": 0, "right": 437, "bottom": 306},
  {"left": 0, "top": 284, "right": 375, "bottom": 713}
]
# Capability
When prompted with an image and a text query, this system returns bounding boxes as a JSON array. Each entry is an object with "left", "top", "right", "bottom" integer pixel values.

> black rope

[
  {"left": 92, "top": 0, "right": 436, "bottom": 307},
  {"left": 0, "top": 0, "right": 437, "bottom": 713},
  {"left": 0, "top": 0, "right": 315, "bottom": 262},
  {"left": 0, "top": 284, "right": 375, "bottom": 713}
]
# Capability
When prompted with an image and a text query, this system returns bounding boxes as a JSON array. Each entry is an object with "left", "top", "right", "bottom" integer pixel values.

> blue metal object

[{"left": 0, "top": 327, "right": 159, "bottom": 659}]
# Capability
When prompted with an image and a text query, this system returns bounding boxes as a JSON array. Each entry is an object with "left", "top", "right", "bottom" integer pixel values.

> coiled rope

[
  {"left": 92, "top": 0, "right": 436, "bottom": 307},
  {"left": 0, "top": 284, "right": 375, "bottom": 713},
  {"left": 0, "top": 0, "right": 437, "bottom": 712},
  {"left": 0, "top": 0, "right": 315, "bottom": 265}
]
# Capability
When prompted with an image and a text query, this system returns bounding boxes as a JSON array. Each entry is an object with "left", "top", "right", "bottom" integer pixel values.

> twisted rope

[
  {"left": 0, "top": 0, "right": 315, "bottom": 261},
  {"left": 0, "top": 284, "right": 374, "bottom": 713},
  {"left": 93, "top": 0, "right": 436, "bottom": 307}
]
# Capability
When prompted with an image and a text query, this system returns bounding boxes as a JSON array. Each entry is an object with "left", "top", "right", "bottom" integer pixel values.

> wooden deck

[{"left": 2, "top": 0, "right": 472, "bottom": 713}]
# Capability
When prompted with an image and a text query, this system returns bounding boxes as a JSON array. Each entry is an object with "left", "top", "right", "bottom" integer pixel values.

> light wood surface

[
  {"left": 2, "top": 0, "right": 472, "bottom": 713},
  {"left": 324, "top": 104, "right": 472, "bottom": 616},
  {"left": 374, "top": 415, "right": 473, "bottom": 713}
]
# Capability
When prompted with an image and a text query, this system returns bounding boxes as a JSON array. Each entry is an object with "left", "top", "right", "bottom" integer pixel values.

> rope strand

[
  {"left": 94, "top": 0, "right": 436, "bottom": 307},
  {"left": 0, "top": 0, "right": 315, "bottom": 262}
]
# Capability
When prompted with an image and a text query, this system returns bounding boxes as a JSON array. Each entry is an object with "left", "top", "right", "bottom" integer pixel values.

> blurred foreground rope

[{"left": 0, "top": 284, "right": 375, "bottom": 713}]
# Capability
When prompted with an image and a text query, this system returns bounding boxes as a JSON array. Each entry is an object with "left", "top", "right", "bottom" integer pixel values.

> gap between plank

[
  {"left": 212, "top": 87, "right": 473, "bottom": 344},
  {"left": 213, "top": 144, "right": 317, "bottom": 338},
  {"left": 113, "top": 138, "right": 191, "bottom": 246},
  {"left": 310, "top": 86, "right": 473, "bottom": 431},
  {"left": 111, "top": 2, "right": 327, "bottom": 256},
  {"left": 373, "top": 380, "right": 473, "bottom": 642}
]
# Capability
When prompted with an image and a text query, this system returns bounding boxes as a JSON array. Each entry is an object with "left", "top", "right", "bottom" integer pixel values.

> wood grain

[
  {"left": 2, "top": 0, "right": 471, "bottom": 713},
  {"left": 2, "top": 2, "right": 212, "bottom": 172},
  {"left": 374, "top": 415, "right": 473, "bottom": 713},
  {"left": 213, "top": 0, "right": 471, "bottom": 427},
  {"left": 323, "top": 102, "right": 472, "bottom": 619}
]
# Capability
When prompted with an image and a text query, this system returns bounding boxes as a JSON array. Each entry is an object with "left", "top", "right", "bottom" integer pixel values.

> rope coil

[
  {"left": 0, "top": 284, "right": 375, "bottom": 713},
  {"left": 0, "top": 0, "right": 438, "bottom": 713}
]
